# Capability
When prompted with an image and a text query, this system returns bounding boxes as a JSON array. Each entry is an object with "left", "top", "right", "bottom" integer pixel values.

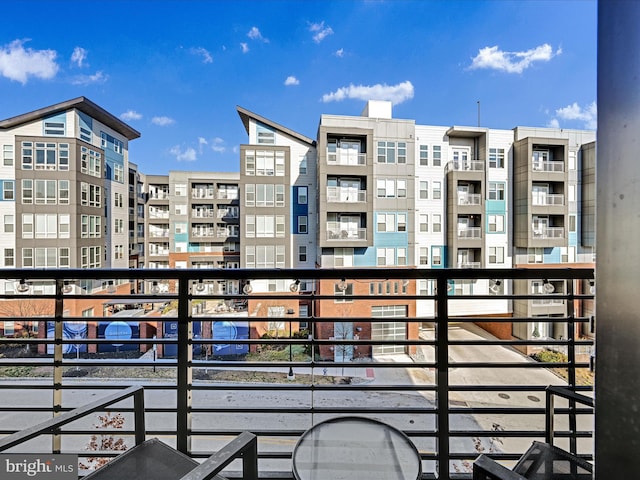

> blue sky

[{"left": 0, "top": 0, "right": 596, "bottom": 174}]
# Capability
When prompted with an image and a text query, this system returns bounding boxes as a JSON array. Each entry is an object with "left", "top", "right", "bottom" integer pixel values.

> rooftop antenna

[{"left": 477, "top": 100, "right": 481, "bottom": 127}]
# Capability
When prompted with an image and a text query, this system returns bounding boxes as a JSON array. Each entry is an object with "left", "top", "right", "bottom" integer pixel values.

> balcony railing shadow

[{"left": 0, "top": 268, "right": 594, "bottom": 479}]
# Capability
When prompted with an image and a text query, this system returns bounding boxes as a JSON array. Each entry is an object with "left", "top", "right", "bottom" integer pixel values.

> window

[
  {"left": 81, "top": 246, "right": 101, "bottom": 268},
  {"left": 114, "top": 245, "right": 124, "bottom": 259},
  {"left": 174, "top": 204, "right": 187, "bottom": 215},
  {"left": 3, "top": 145, "right": 13, "bottom": 167},
  {"left": 433, "top": 146, "right": 442, "bottom": 166},
  {"left": 4, "top": 248, "right": 14, "bottom": 267},
  {"left": 114, "top": 218, "right": 124, "bottom": 234},
  {"left": 419, "top": 145, "right": 428, "bottom": 166},
  {"left": 419, "top": 247, "right": 428, "bottom": 265},
  {"left": 44, "top": 120, "right": 65, "bottom": 136},
  {"left": 22, "top": 214, "right": 33, "bottom": 239},
  {"left": 113, "top": 139, "right": 123, "bottom": 154},
  {"left": 81, "top": 183, "right": 101, "bottom": 207},
  {"left": 433, "top": 181, "right": 441, "bottom": 199},
  {"left": 377, "top": 141, "right": 406, "bottom": 164},
  {"left": 489, "top": 246, "right": 504, "bottom": 264},
  {"left": 275, "top": 151, "right": 285, "bottom": 176},
  {"left": 488, "top": 214, "right": 505, "bottom": 233},
  {"left": 59, "top": 248, "right": 70, "bottom": 268},
  {"left": 175, "top": 184, "right": 187, "bottom": 196},
  {"left": 397, "top": 214, "right": 407, "bottom": 232},
  {"left": 59, "top": 215, "right": 70, "bottom": 239},
  {"left": 114, "top": 163, "right": 124, "bottom": 182},
  {"left": 419, "top": 214, "right": 428, "bottom": 232},
  {"left": 35, "top": 180, "right": 56, "bottom": 204},
  {"left": 397, "top": 180, "right": 406, "bottom": 198},
  {"left": 377, "top": 248, "right": 395, "bottom": 266},
  {"left": 101, "top": 132, "right": 107, "bottom": 148},
  {"left": 298, "top": 186, "right": 308, "bottom": 204},
  {"left": 245, "top": 184, "right": 255, "bottom": 206},
  {"left": 58, "top": 180, "right": 69, "bottom": 204},
  {"left": 377, "top": 213, "right": 395, "bottom": 232},
  {"left": 80, "top": 147, "right": 101, "bottom": 177},
  {"left": 245, "top": 150, "right": 255, "bottom": 175},
  {"left": 433, "top": 214, "right": 441, "bottom": 233},
  {"left": 81, "top": 215, "right": 101, "bottom": 238},
  {"left": 527, "top": 247, "right": 544, "bottom": 263},
  {"left": 256, "top": 150, "right": 275, "bottom": 175},
  {"left": 489, "top": 148, "right": 505, "bottom": 168},
  {"left": 21, "top": 142, "right": 32, "bottom": 169},
  {"left": 245, "top": 216, "right": 255, "bottom": 238},
  {"left": 4, "top": 215, "right": 13, "bottom": 233},
  {"left": 22, "top": 248, "right": 33, "bottom": 267},
  {"left": 299, "top": 245, "right": 307, "bottom": 262},
  {"left": 114, "top": 192, "right": 123, "bottom": 208},
  {"left": 432, "top": 247, "right": 442, "bottom": 266},
  {"left": 334, "top": 282, "right": 354, "bottom": 302},
  {"left": 419, "top": 181, "right": 428, "bottom": 199},
  {"left": 299, "top": 155, "right": 307, "bottom": 175},
  {"left": 276, "top": 184, "right": 285, "bottom": 207},
  {"left": 397, "top": 247, "right": 407, "bottom": 266},
  {"left": 298, "top": 215, "right": 308, "bottom": 234},
  {"left": 488, "top": 182, "right": 505, "bottom": 200},
  {"left": 257, "top": 123, "right": 275, "bottom": 144},
  {"left": 58, "top": 144, "right": 69, "bottom": 170},
  {"left": 569, "top": 215, "right": 577, "bottom": 232},
  {"left": 35, "top": 214, "right": 57, "bottom": 239},
  {"left": 80, "top": 126, "right": 92, "bottom": 143},
  {"left": 34, "top": 142, "right": 57, "bottom": 170},
  {"left": 3, "top": 181, "right": 14, "bottom": 200},
  {"left": 256, "top": 184, "right": 275, "bottom": 207},
  {"left": 334, "top": 248, "right": 354, "bottom": 267}
]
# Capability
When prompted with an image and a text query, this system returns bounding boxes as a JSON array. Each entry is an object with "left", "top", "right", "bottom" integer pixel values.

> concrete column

[{"left": 596, "top": 1, "right": 640, "bottom": 476}]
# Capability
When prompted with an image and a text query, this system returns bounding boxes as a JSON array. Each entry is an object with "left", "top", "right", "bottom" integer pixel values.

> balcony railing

[
  {"left": 446, "top": 160, "right": 484, "bottom": 172},
  {"left": 532, "top": 194, "right": 565, "bottom": 206},
  {"left": 327, "top": 150, "right": 366, "bottom": 166},
  {"left": 326, "top": 225, "right": 367, "bottom": 240},
  {"left": 457, "top": 193, "right": 482, "bottom": 206},
  {"left": 0, "top": 268, "right": 594, "bottom": 479},
  {"left": 192, "top": 210, "right": 215, "bottom": 218},
  {"left": 457, "top": 226, "right": 482, "bottom": 238},
  {"left": 533, "top": 161, "right": 564, "bottom": 172},
  {"left": 326, "top": 186, "right": 367, "bottom": 203},
  {"left": 532, "top": 227, "right": 565, "bottom": 238},
  {"left": 457, "top": 261, "right": 481, "bottom": 268},
  {"left": 191, "top": 189, "right": 215, "bottom": 199}
]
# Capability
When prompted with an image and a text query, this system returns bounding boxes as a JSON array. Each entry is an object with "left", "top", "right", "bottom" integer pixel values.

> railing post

[
  {"left": 177, "top": 274, "right": 192, "bottom": 454},
  {"left": 133, "top": 387, "right": 146, "bottom": 446},
  {"left": 435, "top": 275, "right": 449, "bottom": 479},
  {"left": 566, "top": 279, "right": 577, "bottom": 455},
  {"left": 52, "top": 279, "right": 64, "bottom": 453},
  {"left": 545, "top": 389, "right": 555, "bottom": 445}
]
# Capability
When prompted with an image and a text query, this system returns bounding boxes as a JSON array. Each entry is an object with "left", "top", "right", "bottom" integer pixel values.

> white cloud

[
  {"left": 247, "top": 27, "right": 268, "bottom": 43},
  {"left": 170, "top": 145, "right": 197, "bottom": 162},
  {"left": 554, "top": 101, "right": 597, "bottom": 129},
  {"left": 469, "top": 43, "right": 561, "bottom": 74},
  {"left": 152, "top": 116, "right": 175, "bottom": 126},
  {"left": 284, "top": 75, "right": 299, "bottom": 86},
  {"left": 211, "top": 137, "right": 226, "bottom": 153},
  {"left": 335, "top": 48, "right": 344, "bottom": 58},
  {"left": 240, "top": 42, "right": 249, "bottom": 54},
  {"left": 71, "top": 47, "right": 87, "bottom": 67},
  {"left": 322, "top": 80, "right": 414, "bottom": 105},
  {"left": 309, "top": 21, "right": 334, "bottom": 43},
  {"left": 120, "top": 110, "right": 142, "bottom": 121},
  {"left": 71, "top": 71, "right": 107, "bottom": 85},
  {"left": 190, "top": 47, "right": 213, "bottom": 64},
  {"left": 0, "top": 39, "right": 59, "bottom": 84},
  {"left": 547, "top": 118, "right": 560, "bottom": 129},
  {"left": 198, "top": 137, "right": 208, "bottom": 153}
]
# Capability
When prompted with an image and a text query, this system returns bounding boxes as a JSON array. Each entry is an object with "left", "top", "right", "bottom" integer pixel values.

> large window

[
  {"left": 35, "top": 180, "right": 56, "bottom": 204},
  {"left": 488, "top": 182, "right": 505, "bottom": 200},
  {"left": 377, "top": 141, "right": 406, "bottom": 164},
  {"left": 489, "top": 148, "right": 505, "bottom": 168},
  {"left": 527, "top": 247, "right": 544, "bottom": 264},
  {"left": 80, "top": 147, "right": 101, "bottom": 177},
  {"left": 245, "top": 245, "right": 285, "bottom": 268},
  {"left": 488, "top": 246, "right": 504, "bottom": 264},
  {"left": 3, "top": 145, "right": 13, "bottom": 167},
  {"left": 114, "top": 163, "right": 124, "bottom": 183},
  {"left": 488, "top": 214, "right": 505, "bottom": 233},
  {"left": 81, "top": 183, "right": 102, "bottom": 207},
  {"left": 334, "top": 248, "right": 354, "bottom": 267}
]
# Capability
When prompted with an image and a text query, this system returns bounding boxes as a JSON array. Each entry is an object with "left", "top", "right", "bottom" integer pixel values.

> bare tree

[{"left": 0, "top": 298, "right": 51, "bottom": 340}]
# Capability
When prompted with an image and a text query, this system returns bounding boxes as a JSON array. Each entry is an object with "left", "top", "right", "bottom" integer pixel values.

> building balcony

[
  {"left": 326, "top": 149, "right": 366, "bottom": 166},
  {"left": 457, "top": 261, "right": 481, "bottom": 268},
  {"left": 532, "top": 194, "right": 565, "bottom": 206},
  {"left": 447, "top": 160, "right": 484, "bottom": 172},
  {"left": 0, "top": 268, "right": 594, "bottom": 479},
  {"left": 532, "top": 160, "right": 564, "bottom": 173},
  {"left": 457, "top": 193, "right": 482, "bottom": 206},
  {"left": 191, "top": 189, "right": 215, "bottom": 199},
  {"left": 326, "top": 224, "right": 367, "bottom": 240},
  {"left": 192, "top": 228, "right": 216, "bottom": 238},
  {"left": 532, "top": 226, "right": 565, "bottom": 239},
  {"left": 326, "top": 186, "right": 367, "bottom": 203},
  {"left": 457, "top": 226, "right": 482, "bottom": 239},
  {"left": 192, "top": 210, "right": 215, "bottom": 218}
]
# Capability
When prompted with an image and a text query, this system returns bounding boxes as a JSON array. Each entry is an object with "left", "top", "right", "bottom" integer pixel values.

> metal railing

[
  {"left": 532, "top": 227, "right": 565, "bottom": 239},
  {"left": 457, "top": 226, "right": 482, "bottom": 239},
  {"left": 457, "top": 194, "right": 482, "bottom": 206},
  {"left": 532, "top": 194, "right": 565, "bottom": 206},
  {"left": 0, "top": 267, "right": 594, "bottom": 479},
  {"left": 532, "top": 161, "right": 564, "bottom": 172},
  {"left": 326, "top": 186, "right": 367, "bottom": 203}
]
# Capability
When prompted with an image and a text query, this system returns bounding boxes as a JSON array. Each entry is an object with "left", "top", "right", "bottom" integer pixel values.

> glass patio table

[{"left": 292, "top": 416, "right": 422, "bottom": 480}]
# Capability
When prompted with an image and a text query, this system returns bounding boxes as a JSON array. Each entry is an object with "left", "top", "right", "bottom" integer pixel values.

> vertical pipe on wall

[{"left": 596, "top": 0, "right": 640, "bottom": 476}]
